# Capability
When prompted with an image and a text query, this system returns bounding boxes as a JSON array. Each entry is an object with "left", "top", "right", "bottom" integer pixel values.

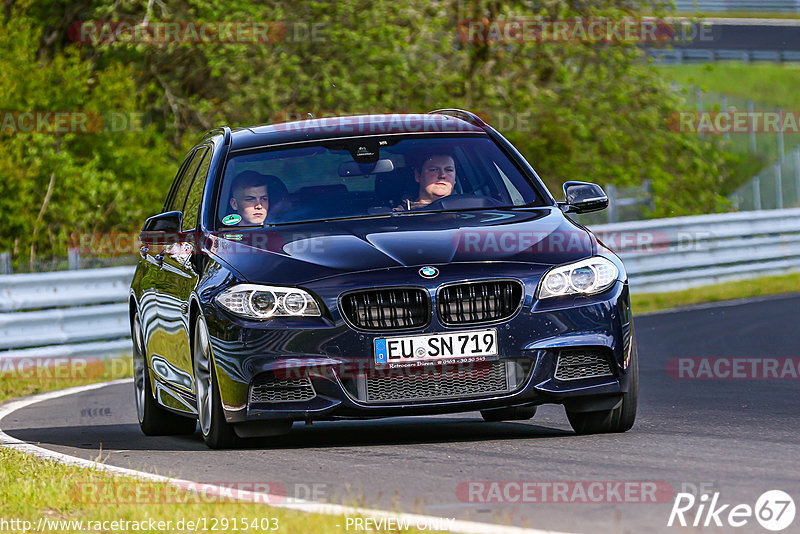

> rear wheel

[
  {"left": 480, "top": 406, "right": 537, "bottom": 422},
  {"left": 194, "top": 316, "right": 239, "bottom": 449},
  {"left": 132, "top": 313, "right": 197, "bottom": 436},
  {"left": 567, "top": 336, "right": 638, "bottom": 435}
]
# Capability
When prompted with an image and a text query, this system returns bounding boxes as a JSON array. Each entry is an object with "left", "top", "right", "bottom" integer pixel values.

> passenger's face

[
  {"left": 416, "top": 155, "right": 456, "bottom": 202},
  {"left": 230, "top": 185, "right": 268, "bottom": 225}
]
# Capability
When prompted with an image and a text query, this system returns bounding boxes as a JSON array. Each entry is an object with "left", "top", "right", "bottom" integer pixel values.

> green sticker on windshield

[
  {"left": 222, "top": 214, "right": 241, "bottom": 225},
  {"left": 224, "top": 233, "right": 243, "bottom": 241}
]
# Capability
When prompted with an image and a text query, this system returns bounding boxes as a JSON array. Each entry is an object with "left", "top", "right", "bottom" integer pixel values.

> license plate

[{"left": 374, "top": 329, "right": 497, "bottom": 366}]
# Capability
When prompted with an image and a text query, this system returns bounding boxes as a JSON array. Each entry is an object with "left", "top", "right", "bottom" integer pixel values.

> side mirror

[
  {"left": 141, "top": 211, "right": 182, "bottom": 245},
  {"left": 142, "top": 211, "right": 182, "bottom": 232},
  {"left": 560, "top": 182, "right": 608, "bottom": 214}
]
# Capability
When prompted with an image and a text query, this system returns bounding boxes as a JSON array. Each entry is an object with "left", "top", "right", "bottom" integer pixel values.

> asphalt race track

[
  {"left": 2, "top": 295, "right": 800, "bottom": 533},
  {"left": 668, "top": 19, "right": 800, "bottom": 51}
]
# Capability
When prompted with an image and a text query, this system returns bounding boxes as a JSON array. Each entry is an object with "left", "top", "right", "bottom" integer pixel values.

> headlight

[
  {"left": 536, "top": 257, "right": 619, "bottom": 299},
  {"left": 216, "top": 284, "right": 322, "bottom": 319}
]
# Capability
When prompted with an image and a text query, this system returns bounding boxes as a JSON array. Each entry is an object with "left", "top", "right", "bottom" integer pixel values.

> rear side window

[
  {"left": 182, "top": 148, "right": 211, "bottom": 230},
  {"left": 168, "top": 147, "right": 208, "bottom": 214}
]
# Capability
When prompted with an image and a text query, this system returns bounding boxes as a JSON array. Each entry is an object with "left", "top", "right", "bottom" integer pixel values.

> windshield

[{"left": 216, "top": 134, "right": 544, "bottom": 227}]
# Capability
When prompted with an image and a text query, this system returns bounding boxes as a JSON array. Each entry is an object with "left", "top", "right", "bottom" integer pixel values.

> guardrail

[
  {"left": 673, "top": 0, "right": 800, "bottom": 11},
  {"left": 592, "top": 208, "right": 800, "bottom": 292},
  {"left": 0, "top": 267, "right": 135, "bottom": 360},
  {"left": 649, "top": 49, "right": 800, "bottom": 63},
  {"left": 1, "top": 208, "right": 799, "bottom": 357}
]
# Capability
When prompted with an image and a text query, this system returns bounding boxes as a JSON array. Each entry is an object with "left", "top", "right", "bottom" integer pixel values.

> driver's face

[
  {"left": 230, "top": 185, "right": 268, "bottom": 225},
  {"left": 416, "top": 155, "right": 455, "bottom": 202}
]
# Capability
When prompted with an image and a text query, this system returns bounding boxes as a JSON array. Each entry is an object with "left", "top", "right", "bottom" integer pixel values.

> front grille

[
  {"left": 362, "top": 360, "right": 510, "bottom": 403},
  {"left": 437, "top": 280, "right": 523, "bottom": 325},
  {"left": 554, "top": 349, "right": 614, "bottom": 381},
  {"left": 340, "top": 288, "right": 429, "bottom": 331},
  {"left": 250, "top": 375, "right": 316, "bottom": 403}
]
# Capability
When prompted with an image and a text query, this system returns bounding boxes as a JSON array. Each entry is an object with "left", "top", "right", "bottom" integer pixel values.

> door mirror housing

[
  {"left": 141, "top": 211, "right": 183, "bottom": 246},
  {"left": 560, "top": 182, "right": 609, "bottom": 214},
  {"left": 142, "top": 211, "right": 182, "bottom": 233}
]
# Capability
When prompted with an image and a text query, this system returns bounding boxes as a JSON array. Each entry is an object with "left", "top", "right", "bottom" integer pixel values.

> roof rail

[
  {"left": 200, "top": 126, "right": 232, "bottom": 145},
  {"left": 428, "top": 108, "right": 487, "bottom": 128}
]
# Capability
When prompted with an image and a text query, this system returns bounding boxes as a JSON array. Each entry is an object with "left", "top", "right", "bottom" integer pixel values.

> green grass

[
  {"left": 661, "top": 63, "right": 800, "bottom": 111},
  {"left": 0, "top": 356, "right": 133, "bottom": 404},
  {"left": 658, "top": 62, "right": 800, "bottom": 193},
  {"left": 0, "top": 356, "right": 425, "bottom": 533},
  {"left": 0, "top": 447, "right": 412, "bottom": 533},
  {"left": 631, "top": 271, "right": 800, "bottom": 314}
]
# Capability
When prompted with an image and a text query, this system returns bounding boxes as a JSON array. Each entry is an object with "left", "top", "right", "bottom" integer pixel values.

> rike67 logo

[{"left": 668, "top": 490, "right": 795, "bottom": 531}]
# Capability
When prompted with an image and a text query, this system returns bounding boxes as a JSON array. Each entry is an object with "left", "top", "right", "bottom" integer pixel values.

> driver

[
  {"left": 396, "top": 153, "right": 456, "bottom": 211},
  {"left": 228, "top": 171, "right": 270, "bottom": 225}
]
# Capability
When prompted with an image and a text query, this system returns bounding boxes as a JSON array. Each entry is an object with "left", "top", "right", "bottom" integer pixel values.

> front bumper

[{"left": 202, "top": 263, "right": 633, "bottom": 423}]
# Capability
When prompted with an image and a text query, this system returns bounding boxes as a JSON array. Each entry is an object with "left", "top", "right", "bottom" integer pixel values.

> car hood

[{"left": 208, "top": 207, "right": 595, "bottom": 285}]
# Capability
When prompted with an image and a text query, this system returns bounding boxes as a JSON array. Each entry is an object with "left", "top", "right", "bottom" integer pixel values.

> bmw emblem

[{"left": 419, "top": 266, "right": 439, "bottom": 279}]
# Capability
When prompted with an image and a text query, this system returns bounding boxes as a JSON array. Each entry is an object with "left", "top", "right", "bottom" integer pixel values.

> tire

[
  {"left": 132, "top": 313, "right": 197, "bottom": 436},
  {"left": 194, "top": 315, "right": 239, "bottom": 449},
  {"left": 481, "top": 406, "right": 537, "bottom": 422},
  {"left": 566, "top": 334, "right": 638, "bottom": 435}
]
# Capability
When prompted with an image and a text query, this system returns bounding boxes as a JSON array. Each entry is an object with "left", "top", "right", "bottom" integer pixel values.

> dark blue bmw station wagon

[{"left": 130, "top": 110, "right": 637, "bottom": 448}]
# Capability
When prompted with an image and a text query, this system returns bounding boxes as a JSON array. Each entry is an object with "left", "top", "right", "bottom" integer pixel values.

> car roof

[{"left": 227, "top": 113, "right": 487, "bottom": 151}]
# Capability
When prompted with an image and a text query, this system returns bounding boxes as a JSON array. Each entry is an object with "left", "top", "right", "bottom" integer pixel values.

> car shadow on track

[{"left": 5, "top": 417, "right": 574, "bottom": 452}]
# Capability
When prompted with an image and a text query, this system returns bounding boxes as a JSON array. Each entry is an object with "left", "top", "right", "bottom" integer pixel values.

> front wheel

[
  {"left": 194, "top": 316, "right": 239, "bottom": 449},
  {"left": 132, "top": 313, "right": 196, "bottom": 436},
  {"left": 566, "top": 335, "right": 638, "bottom": 435}
]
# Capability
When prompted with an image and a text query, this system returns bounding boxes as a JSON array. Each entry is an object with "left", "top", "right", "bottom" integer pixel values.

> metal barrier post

[
  {"left": 753, "top": 175, "right": 762, "bottom": 210},
  {"left": 605, "top": 184, "right": 618, "bottom": 223},
  {"left": 68, "top": 248, "right": 81, "bottom": 271},
  {"left": 0, "top": 251, "right": 11, "bottom": 275},
  {"left": 795, "top": 147, "right": 800, "bottom": 206},
  {"left": 776, "top": 163, "right": 784, "bottom": 209},
  {"left": 696, "top": 89, "right": 703, "bottom": 138},
  {"left": 722, "top": 94, "right": 730, "bottom": 144},
  {"left": 778, "top": 108, "right": 785, "bottom": 162}
]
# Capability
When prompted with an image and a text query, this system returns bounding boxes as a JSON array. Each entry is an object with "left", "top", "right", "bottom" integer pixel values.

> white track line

[{"left": 0, "top": 380, "right": 573, "bottom": 534}]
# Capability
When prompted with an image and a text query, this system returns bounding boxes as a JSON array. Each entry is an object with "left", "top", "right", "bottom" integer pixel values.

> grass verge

[
  {"left": 0, "top": 356, "right": 132, "bottom": 404},
  {"left": 0, "top": 446, "right": 413, "bottom": 533},
  {"left": 0, "top": 356, "right": 424, "bottom": 533},
  {"left": 631, "top": 271, "right": 800, "bottom": 314},
  {"left": 660, "top": 62, "right": 800, "bottom": 110}
]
